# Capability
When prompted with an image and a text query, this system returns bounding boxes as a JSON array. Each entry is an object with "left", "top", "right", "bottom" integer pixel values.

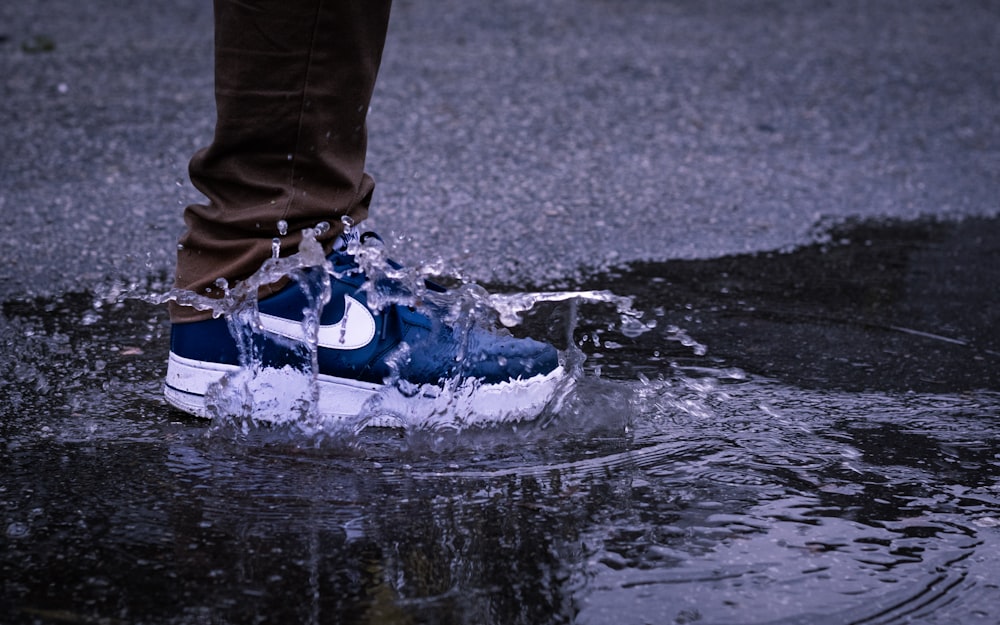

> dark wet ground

[
  {"left": 2, "top": 217, "right": 998, "bottom": 625},
  {"left": 576, "top": 216, "right": 1000, "bottom": 393}
]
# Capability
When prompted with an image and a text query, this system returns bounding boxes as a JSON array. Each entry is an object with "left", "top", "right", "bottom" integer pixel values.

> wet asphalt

[{"left": 1, "top": 0, "right": 998, "bottom": 301}]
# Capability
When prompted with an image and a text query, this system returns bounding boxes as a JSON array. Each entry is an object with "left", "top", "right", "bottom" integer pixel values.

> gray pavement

[{"left": 2, "top": 0, "right": 998, "bottom": 301}]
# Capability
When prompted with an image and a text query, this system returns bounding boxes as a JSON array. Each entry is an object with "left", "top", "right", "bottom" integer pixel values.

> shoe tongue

[{"left": 332, "top": 227, "right": 360, "bottom": 253}]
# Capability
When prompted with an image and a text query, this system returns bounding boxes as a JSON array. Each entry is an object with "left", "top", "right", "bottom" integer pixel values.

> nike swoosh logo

[{"left": 258, "top": 295, "right": 377, "bottom": 350}]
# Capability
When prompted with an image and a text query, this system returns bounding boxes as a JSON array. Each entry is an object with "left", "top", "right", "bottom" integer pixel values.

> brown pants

[{"left": 172, "top": 0, "right": 392, "bottom": 322}]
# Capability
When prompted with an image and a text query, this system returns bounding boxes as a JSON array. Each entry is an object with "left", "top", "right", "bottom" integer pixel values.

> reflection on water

[{"left": 1, "top": 217, "right": 998, "bottom": 624}]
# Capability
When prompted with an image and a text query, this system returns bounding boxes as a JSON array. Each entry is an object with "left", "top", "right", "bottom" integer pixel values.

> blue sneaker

[{"left": 165, "top": 233, "right": 568, "bottom": 425}]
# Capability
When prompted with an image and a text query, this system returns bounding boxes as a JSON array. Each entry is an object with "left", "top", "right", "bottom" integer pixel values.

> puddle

[
  {"left": 1, "top": 217, "right": 998, "bottom": 624},
  {"left": 565, "top": 216, "right": 1000, "bottom": 393}
]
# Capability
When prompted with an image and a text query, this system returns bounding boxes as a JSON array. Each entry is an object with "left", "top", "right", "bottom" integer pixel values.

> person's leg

[{"left": 172, "top": 0, "right": 392, "bottom": 322}]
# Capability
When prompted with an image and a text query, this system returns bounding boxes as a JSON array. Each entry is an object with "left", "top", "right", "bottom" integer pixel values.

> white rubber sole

[{"left": 164, "top": 351, "right": 570, "bottom": 427}]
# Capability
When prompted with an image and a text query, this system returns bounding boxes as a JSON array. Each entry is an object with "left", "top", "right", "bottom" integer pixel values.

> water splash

[
  {"left": 154, "top": 226, "right": 669, "bottom": 438},
  {"left": 665, "top": 324, "right": 708, "bottom": 356},
  {"left": 338, "top": 230, "right": 653, "bottom": 341},
  {"left": 157, "top": 226, "right": 329, "bottom": 319},
  {"left": 488, "top": 289, "right": 653, "bottom": 337}
]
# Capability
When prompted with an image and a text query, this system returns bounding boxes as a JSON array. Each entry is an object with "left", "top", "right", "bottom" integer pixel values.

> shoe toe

[
  {"left": 397, "top": 326, "right": 559, "bottom": 385},
  {"left": 464, "top": 332, "right": 560, "bottom": 383}
]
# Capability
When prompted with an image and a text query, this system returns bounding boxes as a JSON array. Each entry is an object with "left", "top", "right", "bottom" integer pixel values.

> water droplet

[
  {"left": 341, "top": 215, "right": 355, "bottom": 233},
  {"left": 315, "top": 221, "right": 330, "bottom": 235},
  {"left": 277, "top": 220, "right": 288, "bottom": 236},
  {"left": 177, "top": 243, "right": 184, "bottom": 250},
  {"left": 6, "top": 522, "right": 29, "bottom": 539},
  {"left": 272, "top": 237, "right": 281, "bottom": 259},
  {"left": 286, "top": 153, "right": 293, "bottom": 161}
]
